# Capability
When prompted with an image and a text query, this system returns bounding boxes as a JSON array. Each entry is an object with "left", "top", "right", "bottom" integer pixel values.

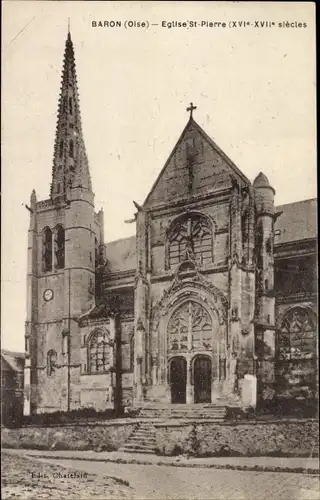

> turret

[
  {"left": 253, "top": 172, "right": 275, "bottom": 215},
  {"left": 253, "top": 172, "right": 276, "bottom": 406},
  {"left": 253, "top": 172, "right": 275, "bottom": 321}
]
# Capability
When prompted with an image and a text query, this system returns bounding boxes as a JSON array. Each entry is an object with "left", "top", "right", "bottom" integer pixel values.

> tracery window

[
  {"left": 47, "top": 350, "right": 57, "bottom": 376},
  {"left": 54, "top": 225, "right": 65, "bottom": 269},
  {"left": 168, "top": 214, "right": 212, "bottom": 268},
  {"left": 276, "top": 308, "right": 316, "bottom": 397},
  {"left": 42, "top": 227, "right": 53, "bottom": 272},
  {"left": 167, "top": 301, "right": 213, "bottom": 353},
  {"left": 88, "top": 329, "right": 111, "bottom": 373}
]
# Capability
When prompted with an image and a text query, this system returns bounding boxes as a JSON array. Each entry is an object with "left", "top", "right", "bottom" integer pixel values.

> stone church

[{"left": 24, "top": 32, "right": 317, "bottom": 415}]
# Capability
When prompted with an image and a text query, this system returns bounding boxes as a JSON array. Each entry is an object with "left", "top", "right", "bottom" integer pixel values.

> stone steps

[
  {"left": 119, "top": 423, "right": 157, "bottom": 455},
  {"left": 129, "top": 436, "right": 156, "bottom": 444},
  {"left": 138, "top": 404, "right": 227, "bottom": 421}
]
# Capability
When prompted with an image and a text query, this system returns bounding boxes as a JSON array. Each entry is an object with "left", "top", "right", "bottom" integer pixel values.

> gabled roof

[
  {"left": 274, "top": 198, "right": 317, "bottom": 245},
  {"left": 143, "top": 117, "right": 250, "bottom": 208}
]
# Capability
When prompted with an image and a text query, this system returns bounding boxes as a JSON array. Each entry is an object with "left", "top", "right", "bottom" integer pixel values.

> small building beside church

[
  {"left": 1, "top": 350, "right": 25, "bottom": 426},
  {"left": 24, "top": 32, "right": 317, "bottom": 417}
]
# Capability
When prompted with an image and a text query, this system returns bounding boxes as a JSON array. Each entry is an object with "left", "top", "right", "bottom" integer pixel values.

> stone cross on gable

[{"left": 187, "top": 102, "right": 197, "bottom": 118}]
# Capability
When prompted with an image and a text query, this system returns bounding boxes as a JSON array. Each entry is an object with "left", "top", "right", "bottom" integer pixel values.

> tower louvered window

[
  {"left": 54, "top": 225, "right": 65, "bottom": 269},
  {"left": 168, "top": 214, "right": 212, "bottom": 268},
  {"left": 42, "top": 227, "right": 53, "bottom": 272}
]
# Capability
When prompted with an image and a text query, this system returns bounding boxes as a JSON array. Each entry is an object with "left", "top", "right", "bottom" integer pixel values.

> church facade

[{"left": 24, "top": 33, "right": 317, "bottom": 415}]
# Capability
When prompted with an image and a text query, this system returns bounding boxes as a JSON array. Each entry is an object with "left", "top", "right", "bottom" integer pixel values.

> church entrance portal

[
  {"left": 170, "top": 357, "right": 187, "bottom": 404},
  {"left": 194, "top": 356, "right": 212, "bottom": 403}
]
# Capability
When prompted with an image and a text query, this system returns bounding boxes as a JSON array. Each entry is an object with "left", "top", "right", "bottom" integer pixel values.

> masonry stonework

[{"left": 24, "top": 32, "right": 317, "bottom": 416}]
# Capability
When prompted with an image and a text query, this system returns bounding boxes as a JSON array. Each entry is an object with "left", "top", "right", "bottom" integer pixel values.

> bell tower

[{"left": 24, "top": 31, "right": 102, "bottom": 415}]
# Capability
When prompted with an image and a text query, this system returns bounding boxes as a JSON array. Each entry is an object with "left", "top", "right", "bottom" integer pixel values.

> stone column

[
  {"left": 134, "top": 322, "right": 145, "bottom": 404},
  {"left": 151, "top": 355, "right": 158, "bottom": 385},
  {"left": 186, "top": 358, "right": 193, "bottom": 404},
  {"left": 24, "top": 190, "right": 38, "bottom": 416},
  {"left": 134, "top": 209, "right": 149, "bottom": 404},
  {"left": 109, "top": 315, "right": 116, "bottom": 403},
  {"left": 229, "top": 181, "right": 243, "bottom": 368},
  {"left": 135, "top": 357, "right": 143, "bottom": 403},
  {"left": 23, "top": 357, "right": 31, "bottom": 416}
]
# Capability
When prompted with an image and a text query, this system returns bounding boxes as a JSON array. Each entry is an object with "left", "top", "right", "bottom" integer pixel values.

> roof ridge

[
  {"left": 1, "top": 349, "right": 25, "bottom": 357},
  {"left": 105, "top": 234, "right": 136, "bottom": 245},
  {"left": 275, "top": 198, "right": 316, "bottom": 208}
]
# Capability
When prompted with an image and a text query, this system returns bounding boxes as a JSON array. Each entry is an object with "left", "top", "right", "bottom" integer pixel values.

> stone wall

[
  {"left": 2, "top": 419, "right": 318, "bottom": 457},
  {"left": 154, "top": 420, "right": 319, "bottom": 457},
  {"left": 2, "top": 422, "right": 136, "bottom": 452}
]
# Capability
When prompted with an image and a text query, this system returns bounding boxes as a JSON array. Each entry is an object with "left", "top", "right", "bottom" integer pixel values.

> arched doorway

[
  {"left": 194, "top": 356, "right": 212, "bottom": 403},
  {"left": 169, "top": 357, "right": 187, "bottom": 404}
]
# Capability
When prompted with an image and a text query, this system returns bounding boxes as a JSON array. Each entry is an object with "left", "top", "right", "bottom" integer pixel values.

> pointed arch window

[
  {"left": 167, "top": 214, "right": 213, "bottom": 269},
  {"left": 47, "top": 350, "right": 57, "bottom": 376},
  {"left": 87, "top": 329, "right": 111, "bottom": 373},
  {"left": 54, "top": 225, "right": 65, "bottom": 269},
  {"left": 69, "top": 139, "right": 74, "bottom": 158},
  {"left": 69, "top": 97, "right": 73, "bottom": 115},
  {"left": 277, "top": 308, "right": 316, "bottom": 361},
  {"left": 276, "top": 307, "right": 316, "bottom": 398},
  {"left": 42, "top": 227, "right": 53, "bottom": 272}
]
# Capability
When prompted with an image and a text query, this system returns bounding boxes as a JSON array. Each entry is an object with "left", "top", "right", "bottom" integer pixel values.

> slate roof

[
  {"left": 143, "top": 117, "right": 250, "bottom": 208},
  {"left": 274, "top": 198, "right": 317, "bottom": 245},
  {"left": 105, "top": 235, "right": 136, "bottom": 272},
  {"left": 104, "top": 199, "right": 316, "bottom": 273},
  {"left": 253, "top": 172, "right": 271, "bottom": 188}
]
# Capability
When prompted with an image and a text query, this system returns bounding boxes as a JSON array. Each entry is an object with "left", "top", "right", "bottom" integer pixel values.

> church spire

[{"left": 50, "top": 31, "right": 92, "bottom": 200}]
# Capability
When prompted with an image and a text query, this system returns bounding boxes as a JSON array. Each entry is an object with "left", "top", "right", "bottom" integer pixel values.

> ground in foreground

[
  {"left": 2, "top": 451, "right": 319, "bottom": 500},
  {"left": 1, "top": 452, "right": 133, "bottom": 499}
]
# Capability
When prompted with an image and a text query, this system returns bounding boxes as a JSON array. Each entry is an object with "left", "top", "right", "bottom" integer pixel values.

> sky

[{"left": 2, "top": 1, "right": 316, "bottom": 352}]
